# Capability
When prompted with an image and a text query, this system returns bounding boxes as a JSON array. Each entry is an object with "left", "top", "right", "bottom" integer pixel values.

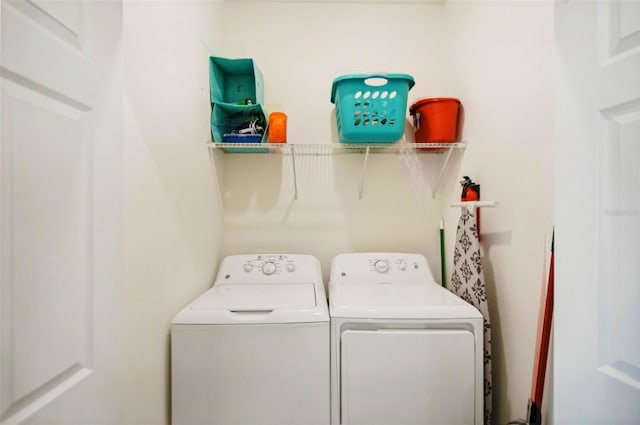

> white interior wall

[
  {"left": 442, "top": 2, "right": 554, "bottom": 423},
  {"left": 123, "top": 2, "right": 224, "bottom": 424},
  {"left": 219, "top": 1, "right": 459, "bottom": 280},
  {"left": 220, "top": 2, "right": 450, "bottom": 145}
]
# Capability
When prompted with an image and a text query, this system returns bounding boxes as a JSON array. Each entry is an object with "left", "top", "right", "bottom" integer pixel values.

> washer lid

[
  {"left": 329, "top": 282, "right": 482, "bottom": 320},
  {"left": 191, "top": 283, "right": 316, "bottom": 311},
  {"left": 172, "top": 283, "right": 329, "bottom": 325}
]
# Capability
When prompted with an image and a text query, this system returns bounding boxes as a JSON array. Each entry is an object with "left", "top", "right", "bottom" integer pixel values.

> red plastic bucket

[{"left": 409, "top": 98, "right": 462, "bottom": 144}]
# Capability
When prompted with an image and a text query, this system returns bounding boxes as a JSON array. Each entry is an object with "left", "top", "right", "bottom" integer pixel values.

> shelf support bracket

[
  {"left": 208, "top": 146, "right": 224, "bottom": 215},
  {"left": 291, "top": 145, "right": 299, "bottom": 200},
  {"left": 358, "top": 145, "right": 370, "bottom": 200},
  {"left": 431, "top": 145, "right": 455, "bottom": 198}
]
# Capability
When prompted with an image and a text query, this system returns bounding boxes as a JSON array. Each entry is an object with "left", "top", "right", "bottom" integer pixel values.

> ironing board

[{"left": 450, "top": 207, "right": 493, "bottom": 425}]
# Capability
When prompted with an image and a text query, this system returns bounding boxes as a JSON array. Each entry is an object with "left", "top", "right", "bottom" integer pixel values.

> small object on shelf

[
  {"left": 268, "top": 112, "right": 287, "bottom": 143},
  {"left": 409, "top": 97, "right": 463, "bottom": 151},
  {"left": 211, "top": 103, "right": 267, "bottom": 153},
  {"left": 330, "top": 73, "right": 415, "bottom": 144},
  {"left": 222, "top": 134, "right": 263, "bottom": 143}
]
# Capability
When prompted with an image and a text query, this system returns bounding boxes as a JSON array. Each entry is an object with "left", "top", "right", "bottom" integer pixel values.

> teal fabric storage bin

[
  {"left": 211, "top": 103, "right": 268, "bottom": 153},
  {"left": 209, "top": 56, "right": 264, "bottom": 106},
  {"left": 330, "top": 73, "right": 415, "bottom": 143}
]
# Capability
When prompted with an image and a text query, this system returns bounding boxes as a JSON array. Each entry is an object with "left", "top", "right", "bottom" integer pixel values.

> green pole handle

[{"left": 440, "top": 218, "right": 446, "bottom": 288}]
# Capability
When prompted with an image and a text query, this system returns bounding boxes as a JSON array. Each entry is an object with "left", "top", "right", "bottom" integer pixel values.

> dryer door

[{"left": 340, "top": 329, "right": 476, "bottom": 425}]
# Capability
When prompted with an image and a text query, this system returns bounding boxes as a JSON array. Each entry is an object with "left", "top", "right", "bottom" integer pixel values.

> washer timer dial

[{"left": 374, "top": 260, "right": 390, "bottom": 273}]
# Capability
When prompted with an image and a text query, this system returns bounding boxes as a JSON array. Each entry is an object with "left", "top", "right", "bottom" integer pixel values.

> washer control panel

[
  {"left": 367, "top": 256, "right": 423, "bottom": 275},
  {"left": 217, "top": 254, "right": 318, "bottom": 284},
  {"left": 331, "top": 252, "right": 434, "bottom": 284}
]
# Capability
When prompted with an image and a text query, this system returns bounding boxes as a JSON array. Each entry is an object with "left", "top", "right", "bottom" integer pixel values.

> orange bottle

[{"left": 268, "top": 112, "right": 287, "bottom": 143}]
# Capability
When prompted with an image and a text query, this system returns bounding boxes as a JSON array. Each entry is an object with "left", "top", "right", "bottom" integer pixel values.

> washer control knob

[
  {"left": 243, "top": 263, "right": 253, "bottom": 273},
  {"left": 262, "top": 261, "right": 277, "bottom": 275},
  {"left": 286, "top": 263, "right": 296, "bottom": 272},
  {"left": 374, "top": 260, "right": 389, "bottom": 273},
  {"left": 397, "top": 260, "right": 407, "bottom": 271}
]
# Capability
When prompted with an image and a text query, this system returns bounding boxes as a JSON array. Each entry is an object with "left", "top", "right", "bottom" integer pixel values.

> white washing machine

[
  {"left": 329, "top": 252, "right": 483, "bottom": 425},
  {"left": 171, "top": 254, "right": 330, "bottom": 425}
]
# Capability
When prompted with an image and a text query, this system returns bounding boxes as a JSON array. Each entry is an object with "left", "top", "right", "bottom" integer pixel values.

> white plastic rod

[
  {"left": 450, "top": 200, "right": 499, "bottom": 215},
  {"left": 358, "top": 145, "right": 370, "bottom": 200}
]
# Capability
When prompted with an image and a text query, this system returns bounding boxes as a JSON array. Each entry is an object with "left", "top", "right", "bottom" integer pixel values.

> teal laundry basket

[{"left": 330, "top": 73, "right": 415, "bottom": 143}]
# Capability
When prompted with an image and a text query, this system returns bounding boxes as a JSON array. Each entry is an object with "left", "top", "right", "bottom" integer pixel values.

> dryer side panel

[{"left": 340, "top": 329, "right": 476, "bottom": 425}]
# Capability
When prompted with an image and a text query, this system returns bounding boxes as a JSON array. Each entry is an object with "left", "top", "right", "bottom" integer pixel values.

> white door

[
  {"left": 554, "top": 0, "right": 640, "bottom": 424},
  {"left": 340, "top": 329, "right": 477, "bottom": 425},
  {"left": 0, "top": 1, "right": 122, "bottom": 424}
]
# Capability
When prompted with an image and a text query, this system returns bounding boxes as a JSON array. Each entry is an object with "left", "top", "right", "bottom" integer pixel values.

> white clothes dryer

[
  {"left": 172, "top": 254, "right": 330, "bottom": 425},
  {"left": 329, "top": 253, "right": 483, "bottom": 425}
]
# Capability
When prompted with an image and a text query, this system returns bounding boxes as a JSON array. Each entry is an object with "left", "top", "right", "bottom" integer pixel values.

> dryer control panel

[
  {"left": 330, "top": 252, "right": 435, "bottom": 284},
  {"left": 215, "top": 254, "right": 322, "bottom": 284}
]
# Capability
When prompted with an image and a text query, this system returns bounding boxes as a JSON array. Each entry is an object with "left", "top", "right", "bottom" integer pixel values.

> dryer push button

[{"left": 397, "top": 259, "right": 407, "bottom": 271}]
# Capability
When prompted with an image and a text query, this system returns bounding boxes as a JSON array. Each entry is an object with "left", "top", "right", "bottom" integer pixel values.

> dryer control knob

[
  {"left": 262, "top": 261, "right": 277, "bottom": 275},
  {"left": 374, "top": 260, "right": 389, "bottom": 273},
  {"left": 286, "top": 263, "right": 296, "bottom": 272},
  {"left": 243, "top": 263, "right": 253, "bottom": 273}
]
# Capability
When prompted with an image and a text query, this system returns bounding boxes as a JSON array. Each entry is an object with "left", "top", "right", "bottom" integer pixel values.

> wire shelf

[
  {"left": 206, "top": 140, "right": 468, "bottom": 199},
  {"left": 206, "top": 141, "right": 467, "bottom": 155}
]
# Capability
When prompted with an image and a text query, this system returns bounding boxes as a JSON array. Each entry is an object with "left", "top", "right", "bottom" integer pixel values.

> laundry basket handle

[{"left": 363, "top": 75, "right": 389, "bottom": 87}]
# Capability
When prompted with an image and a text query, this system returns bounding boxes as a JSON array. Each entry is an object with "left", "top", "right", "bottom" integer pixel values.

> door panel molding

[
  {"left": 1, "top": 366, "right": 92, "bottom": 425},
  {"left": 7, "top": 0, "right": 82, "bottom": 48},
  {"left": 0, "top": 80, "right": 95, "bottom": 421},
  {"left": 599, "top": 1, "right": 640, "bottom": 64},
  {"left": 0, "top": 68, "right": 91, "bottom": 112},
  {"left": 1, "top": 1, "right": 93, "bottom": 107},
  {"left": 598, "top": 97, "right": 640, "bottom": 393}
]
